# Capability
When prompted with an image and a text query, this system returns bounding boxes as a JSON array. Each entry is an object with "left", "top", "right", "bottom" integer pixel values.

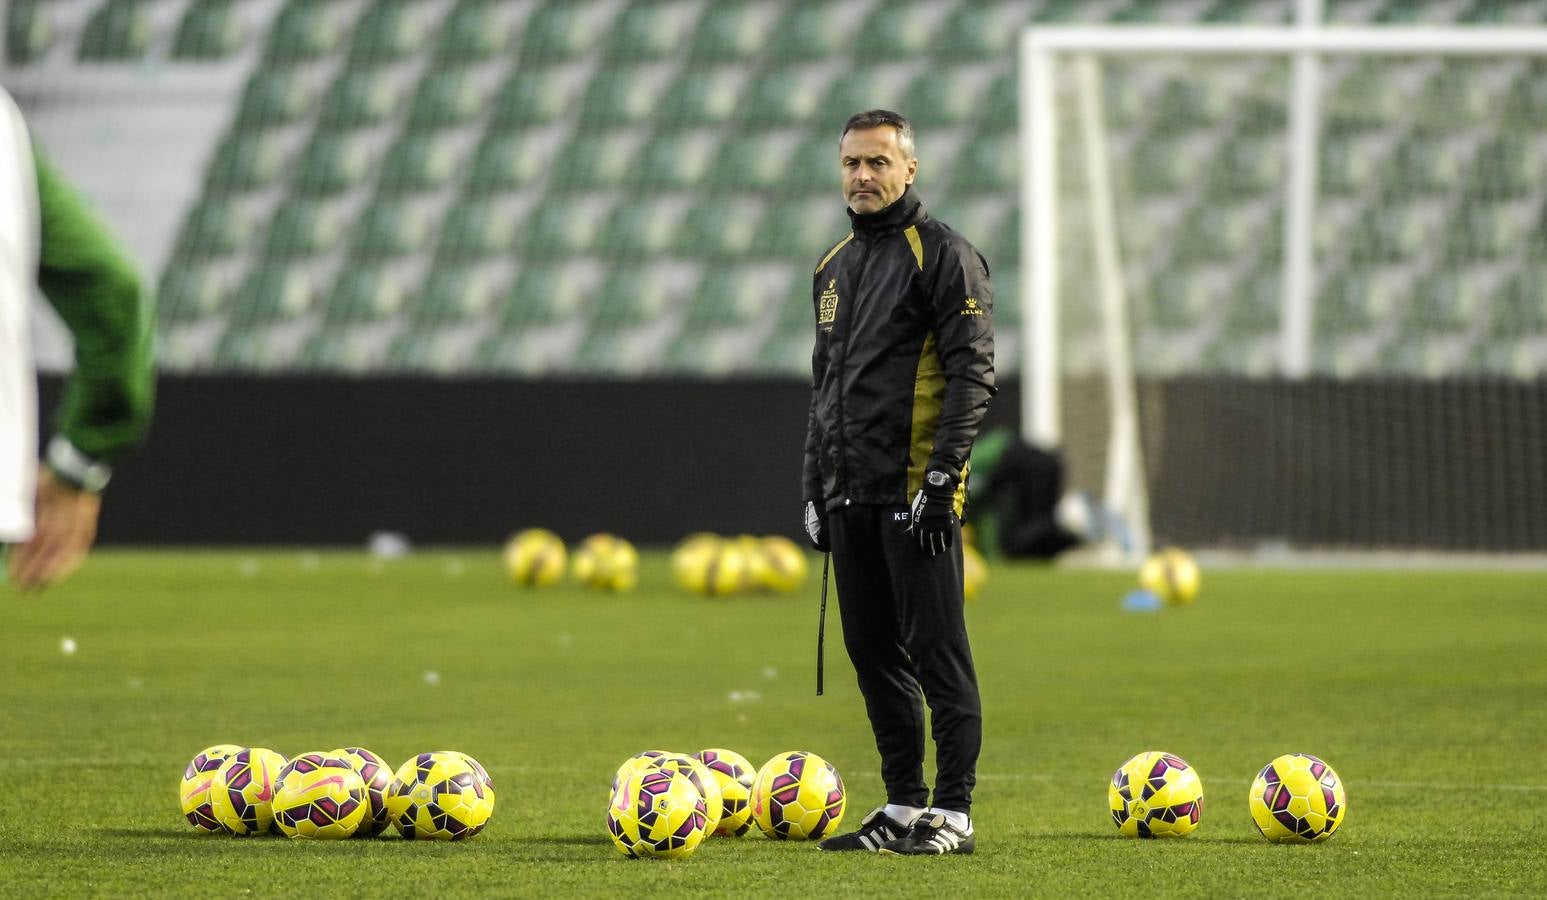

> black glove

[
  {"left": 909, "top": 470, "right": 957, "bottom": 556},
  {"left": 804, "top": 500, "right": 830, "bottom": 552}
]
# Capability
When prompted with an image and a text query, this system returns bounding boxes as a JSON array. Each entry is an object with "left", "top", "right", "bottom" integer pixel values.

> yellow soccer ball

[
  {"left": 332, "top": 747, "right": 393, "bottom": 837},
  {"left": 572, "top": 533, "right": 639, "bottom": 591},
  {"left": 693, "top": 748, "right": 757, "bottom": 836},
  {"left": 386, "top": 751, "right": 496, "bottom": 840},
  {"left": 750, "top": 751, "right": 846, "bottom": 841},
  {"left": 1139, "top": 547, "right": 1201, "bottom": 606},
  {"left": 671, "top": 534, "right": 720, "bottom": 591},
  {"left": 612, "top": 750, "right": 674, "bottom": 796},
  {"left": 1249, "top": 753, "right": 1347, "bottom": 843},
  {"left": 180, "top": 744, "right": 244, "bottom": 832},
  {"left": 750, "top": 536, "right": 808, "bottom": 593},
  {"left": 676, "top": 535, "right": 750, "bottom": 596},
  {"left": 653, "top": 754, "right": 723, "bottom": 837},
  {"left": 272, "top": 752, "right": 368, "bottom": 839},
  {"left": 1108, "top": 751, "right": 1204, "bottom": 838},
  {"left": 210, "top": 747, "right": 287, "bottom": 836},
  {"left": 503, "top": 528, "right": 567, "bottom": 587},
  {"left": 606, "top": 765, "right": 708, "bottom": 859},
  {"left": 963, "top": 543, "right": 989, "bottom": 602}
]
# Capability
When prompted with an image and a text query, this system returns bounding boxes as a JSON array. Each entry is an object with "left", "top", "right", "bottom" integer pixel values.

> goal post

[{"left": 1018, "top": 24, "right": 1547, "bottom": 559}]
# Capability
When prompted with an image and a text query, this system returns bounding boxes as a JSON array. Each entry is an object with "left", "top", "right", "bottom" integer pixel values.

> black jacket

[{"left": 802, "top": 187, "right": 996, "bottom": 514}]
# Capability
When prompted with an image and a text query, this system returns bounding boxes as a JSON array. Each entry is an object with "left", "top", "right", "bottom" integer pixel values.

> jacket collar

[{"left": 847, "top": 186, "right": 926, "bottom": 234}]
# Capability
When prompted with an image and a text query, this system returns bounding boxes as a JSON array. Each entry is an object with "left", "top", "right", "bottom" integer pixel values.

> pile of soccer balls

[
  {"left": 1107, "top": 750, "right": 1346, "bottom": 842},
  {"left": 670, "top": 534, "right": 810, "bottom": 596},
  {"left": 180, "top": 744, "right": 495, "bottom": 840},
  {"left": 606, "top": 748, "right": 846, "bottom": 859},
  {"left": 504, "top": 529, "right": 638, "bottom": 591}
]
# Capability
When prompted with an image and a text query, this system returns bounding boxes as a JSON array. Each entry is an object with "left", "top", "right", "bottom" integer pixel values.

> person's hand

[
  {"left": 7, "top": 466, "right": 101, "bottom": 590},
  {"left": 909, "top": 470, "right": 957, "bottom": 556},
  {"left": 804, "top": 500, "right": 830, "bottom": 552}
]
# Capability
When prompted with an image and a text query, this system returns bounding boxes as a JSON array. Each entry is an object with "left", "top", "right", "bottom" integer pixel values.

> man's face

[{"left": 840, "top": 126, "right": 917, "bottom": 215}]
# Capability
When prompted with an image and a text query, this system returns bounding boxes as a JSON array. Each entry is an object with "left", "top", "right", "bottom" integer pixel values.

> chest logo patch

[{"left": 819, "top": 279, "right": 840, "bottom": 329}]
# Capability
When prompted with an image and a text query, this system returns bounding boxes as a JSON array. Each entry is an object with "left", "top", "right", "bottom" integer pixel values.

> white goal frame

[{"left": 1018, "top": 22, "right": 1547, "bottom": 560}]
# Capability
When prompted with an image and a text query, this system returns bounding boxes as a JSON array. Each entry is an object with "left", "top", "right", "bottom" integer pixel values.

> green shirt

[{"left": 35, "top": 145, "right": 155, "bottom": 466}]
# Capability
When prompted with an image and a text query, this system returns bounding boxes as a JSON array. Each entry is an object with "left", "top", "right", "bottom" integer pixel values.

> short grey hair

[{"left": 840, "top": 109, "right": 916, "bottom": 160}]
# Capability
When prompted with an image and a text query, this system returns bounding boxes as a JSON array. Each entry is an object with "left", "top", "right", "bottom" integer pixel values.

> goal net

[{"left": 1020, "top": 25, "right": 1547, "bottom": 558}]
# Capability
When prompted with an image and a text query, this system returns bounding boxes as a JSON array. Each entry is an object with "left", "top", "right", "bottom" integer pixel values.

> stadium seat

[
  {"left": 704, "top": 134, "right": 797, "bottom": 192},
  {"left": 435, "top": 199, "right": 516, "bottom": 259},
  {"left": 1319, "top": 135, "right": 1383, "bottom": 196},
  {"left": 323, "top": 266, "right": 407, "bottom": 325},
  {"left": 657, "top": 67, "right": 749, "bottom": 126},
  {"left": 231, "top": 263, "right": 317, "bottom": 324},
  {"left": 1489, "top": 266, "right": 1547, "bottom": 337},
  {"left": 1146, "top": 270, "right": 1222, "bottom": 328},
  {"left": 518, "top": 1, "right": 609, "bottom": 62},
  {"left": 465, "top": 132, "right": 554, "bottom": 192},
  {"left": 316, "top": 69, "right": 403, "bottom": 131},
  {"left": 264, "top": 0, "right": 345, "bottom": 65},
  {"left": 1148, "top": 78, "right": 1234, "bottom": 133},
  {"left": 172, "top": 197, "right": 250, "bottom": 259},
  {"left": 765, "top": 2, "right": 848, "bottom": 61},
  {"left": 974, "top": 72, "right": 1018, "bottom": 134},
  {"left": 157, "top": 265, "right": 226, "bottom": 322},
  {"left": 687, "top": 0, "right": 777, "bottom": 61},
  {"left": 660, "top": 330, "right": 745, "bottom": 374},
  {"left": 406, "top": 69, "right": 488, "bottom": 130},
  {"left": 686, "top": 267, "right": 775, "bottom": 329},
  {"left": 572, "top": 325, "right": 665, "bottom": 374},
  {"left": 1318, "top": 267, "right": 1409, "bottom": 331},
  {"left": 1171, "top": 204, "right": 1265, "bottom": 261},
  {"left": 502, "top": 262, "right": 594, "bottom": 328},
  {"left": 852, "top": 1, "right": 946, "bottom": 62},
  {"left": 738, "top": 67, "right": 825, "bottom": 126},
  {"left": 433, "top": 0, "right": 509, "bottom": 60},
  {"left": 291, "top": 134, "right": 376, "bottom": 196},
  {"left": 595, "top": 198, "right": 685, "bottom": 258},
  {"left": 1383, "top": 136, "right": 1465, "bottom": 194},
  {"left": 602, "top": 1, "right": 699, "bottom": 60},
  {"left": 752, "top": 328, "right": 814, "bottom": 374},
  {"left": 349, "top": 199, "right": 432, "bottom": 259},
  {"left": 1408, "top": 269, "right": 1494, "bottom": 331},
  {"left": 488, "top": 67, "right": 585, "bottom": 130},
  {"left": 577, "top": 67, "right": 673, "bottom": 126},
  {"left": 518, "top": 197, "right": 612, "bottom": 257},
  {"left": 817, "top": 71, "right": 908, "bottom": 133},
  {"left": 77, "top": 0, "right": 150, "bottom": 61},
  {"left": 1466, "top": 135, "right": 1545, "bottom": 199},
  {"left": 204, "top": 133, "right": 287, "bottom": 192},
  {"left": 172, "top": 0, "right": 242, "bottom": 60},
  {"left": 234, "top": 71, "right": 312, "bottom": 130},
  {"left": 932, "top": 2, "right": 1027, "bottom": 61},
  {"left": 1502, "top": 62, "right": 1547, "bottom": 120},
  {"left": 1205, "top": 136, "right": 1285, "bottom": 198},
  {"left": 263, "top": 198, "right": 343, "bottom": 258},
  {"left": 591, "top": 266, "right": 679, "bottom": 327},
  {"left": 780, "top": 134, "right": 839, "bottom": 194},
  {"left": 951, "top": 133, "right": 1018, "bottom": 194},
  {"left": 1347, "top": 203, "right": 1434, "bottom": 262},
  {"left": 1223, "top": 267, "right": 1282, "bottom": 332},
  {"left": 346, "top": 0, "right": 431, "bottom": 66},
  {"left": 548, "top": 130, "right": 642, "bottom": 191},
  {"left": 674, "top": 198, "right": 765, "bottom": 259},
  {"left": 408, "top": 265, "right": 497, "bottom": 324},
  {"left": 1446, "top": 202, "right": 1529, "bottom": 261},
  {"left": 902, "top": 70, "right": 983, "bottom": 128},
  {"left": 5, "top": 0, "right": 51, "bottom": 65},
  {"left": 751, "top": 198, "right": 846, "bottom": 261},
  {"left": 377, "top": 133, "right": 462, "bottom": 195},
  {"left": 297, "top": 327, "right": 387, "bottom": 372}
]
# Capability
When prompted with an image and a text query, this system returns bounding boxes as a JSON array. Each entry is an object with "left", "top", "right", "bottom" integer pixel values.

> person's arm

[
  {"left": 8, "top": 147, "right": 155, "bottom": 590},
  {"left": 34, "top": 146, "right": 156, "bottom": 476},
  {"left": 802, "top": 276, "right": 831, "bottom": 551},
  {"left": 924, "top": 237, "right": 995, "bottom": 483}
]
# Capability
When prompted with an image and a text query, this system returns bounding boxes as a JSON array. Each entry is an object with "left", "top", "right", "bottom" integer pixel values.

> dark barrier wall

[
  {"left": 42, "top": 375, "right": 1025, "bottom": 547},
  {"left": 37, "top": 374, "right": 1547, "bottom": 550}
]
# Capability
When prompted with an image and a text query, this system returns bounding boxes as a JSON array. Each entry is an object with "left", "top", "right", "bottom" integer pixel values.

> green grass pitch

[{"left": 2, "top": 550, "right": 1544, "bottom": 897}]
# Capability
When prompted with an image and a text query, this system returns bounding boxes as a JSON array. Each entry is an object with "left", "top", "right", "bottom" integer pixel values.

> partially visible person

[
  {"left": 970, "top": 427, "right": 1083, "bottom": 560},
  {"left": 0, "top": 85, "right": 155, "bottom": 590}
]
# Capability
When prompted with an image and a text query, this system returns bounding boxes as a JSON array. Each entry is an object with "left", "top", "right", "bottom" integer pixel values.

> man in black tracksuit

[{"left": 803, "top": 110, "right": 995, "bottom": 856}]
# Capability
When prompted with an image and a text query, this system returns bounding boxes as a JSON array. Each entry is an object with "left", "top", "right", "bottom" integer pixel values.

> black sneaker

[
  {"left": 877, "top": 812, "right": 975, "bottom": 856},
  {"left": 817, "top": 808, "right": 915, "bottom": 852}
]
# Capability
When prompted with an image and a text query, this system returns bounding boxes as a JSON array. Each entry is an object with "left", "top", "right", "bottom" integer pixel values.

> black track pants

[{"left": 829, "top": 503, "right": 982, "bottom": 814}]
